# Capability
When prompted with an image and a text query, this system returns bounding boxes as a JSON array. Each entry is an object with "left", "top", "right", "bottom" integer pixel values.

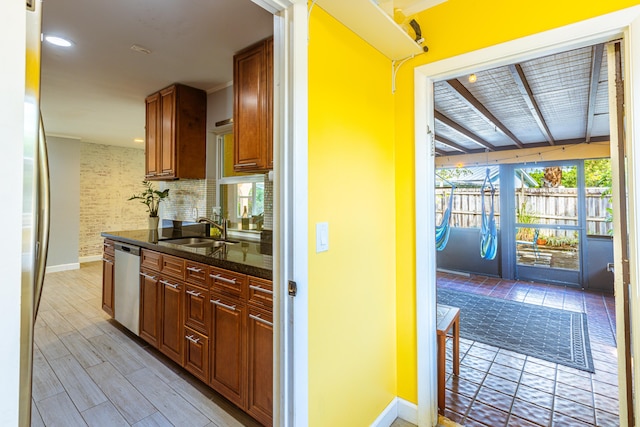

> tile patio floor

[{"left": 437, "top": 272, "right": 620, "bottom": 427}]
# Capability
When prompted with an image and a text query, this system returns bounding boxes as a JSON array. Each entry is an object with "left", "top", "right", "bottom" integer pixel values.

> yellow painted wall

[
  {"left": 394, "top": 0, "right": 640, "bottom": 403},
  {"left": 308, "top": 6, "right": 398, "bottom": 425}
]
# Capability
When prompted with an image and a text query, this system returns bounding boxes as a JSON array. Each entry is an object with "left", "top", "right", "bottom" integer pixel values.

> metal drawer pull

[
  {"left": 103, "top": 242, "right": 112, "bottom": 247},
  {"left": 185, "top": 335, "right": 200, "bottom": 344},
  {"left": 186, "top": 290, "right": 202, "bottom": 297},
  {"left": 210, "top": 299, "right": 236, "bottom": 311},
  {"left": 249, "top": 285, "right": 273, "bottom": 295},
  {"left": 187, "top": 266, "right": 203, "bottom": 273},
  {"left": 235, "top": 162, "right": 257, "bottom": 167},
  {"left": 139, "top": 272, "right": 156, "bottom": 280},
  {"left": 158, "top": 172, "right": 172, "bottom": 176},
  {"left": 160, "top": 280, "right": 179, "bottom": 289},
  {"left": 101, "top": 258, "right": 113, "bottom": 264},
  {"left": 209, "top": 274, "right": 236, "bottom": 285},
  {"left": 249, "top": 313, "right": 273, "bottom": 327}
]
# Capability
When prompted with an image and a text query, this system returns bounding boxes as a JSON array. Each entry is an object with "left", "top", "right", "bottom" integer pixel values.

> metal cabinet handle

[
  {"left": 210, "top": 299, "right": 236, "bottom": 311},
  {"left": 249, "top": 285, "right": 273, "bottom": 295},
  {"left": 102, "top": 258, "right": 113, "bottom": 264},
  {"left": 158, "top": 172, "right": 172, "bottom": 176},
  {"left": 209, "top": 274, "right": 236, "bottom": 284},
  {"left": 103, "top": 242, "right": 112, "bottom": 247},
  {"left": 249, "top": 313, "right": 273, "bottom": 327},
  {"left": 235, "top": 162, "right": 257, "bottom": 167},
  {"left": 139, "top": 272, "right": 156, "bottom": 280},
  {"left": 186, "top": 290, "right": 202, "bottom": 297},
  {"left": 144, "top": 173, "right": 156, "bottom": 178},
  {"left": 187, "top": 266, "right": 203, "bottom": 273},
  {"left": 185, "top": 335, "right": 200, "bottom": 344},
  {"left": 160, "top": 280, "right": 179, "bottom": 289}
]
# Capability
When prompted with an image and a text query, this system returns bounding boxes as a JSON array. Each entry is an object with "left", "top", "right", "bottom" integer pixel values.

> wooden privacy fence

[{"left": 435, "top": 187, "right": 612, "bottom": 236}]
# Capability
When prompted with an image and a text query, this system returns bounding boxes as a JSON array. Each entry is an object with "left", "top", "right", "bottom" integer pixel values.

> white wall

[
  {"left": 47, "top": 136, "right": 81, "bottom": 270},
  {"left": 207, "top": 84, "right": 233, "bottom": 127}
]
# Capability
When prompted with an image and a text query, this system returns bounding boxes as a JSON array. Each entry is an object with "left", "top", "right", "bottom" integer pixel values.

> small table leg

[
  {"left": 453, "top": 316, "right": 460, "bottom": 376},
  {"left": 437, "top": 333, "right": 446, "bottom": 415}
]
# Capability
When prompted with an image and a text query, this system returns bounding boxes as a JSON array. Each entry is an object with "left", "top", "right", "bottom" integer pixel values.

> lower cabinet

[
  {"left": 134, "top": 249, "right": 272, "bottom": 426},
  {"left": 139, "top": 269, "right": 160, "bottom": 347},
  {"left": 209, "top": 292, "right": 246, "bottom": 408},
  {"left": 159, "top": 276, "right": 184, "bottom": 364},
  {"left": 101, "top": 239, "right": 115, "bottom": 317},
  {"left": 247, "top": 306, "right": 273, "bottom": 426}
]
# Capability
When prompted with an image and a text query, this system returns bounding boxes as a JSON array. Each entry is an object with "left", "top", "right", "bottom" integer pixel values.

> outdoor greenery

[{"left": 527, "top": 159, "right": 612, "bottom": 188}]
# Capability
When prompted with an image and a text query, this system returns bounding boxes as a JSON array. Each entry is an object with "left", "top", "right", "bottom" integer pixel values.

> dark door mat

[{"left": 437, "top": 288, "right": 595, "bottom": 373}]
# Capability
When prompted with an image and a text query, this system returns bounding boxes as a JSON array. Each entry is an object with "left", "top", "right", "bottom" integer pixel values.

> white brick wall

[{"left": 80, "top": 143, "right": 146, "bottom": 257}]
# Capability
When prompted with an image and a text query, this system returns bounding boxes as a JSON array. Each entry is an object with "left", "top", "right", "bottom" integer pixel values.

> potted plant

[{"left": 128, "top": 181, "right": 170, "bottom": 229}]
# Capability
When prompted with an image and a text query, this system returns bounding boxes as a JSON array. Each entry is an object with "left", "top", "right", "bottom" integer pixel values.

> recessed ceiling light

[
  {"left": 134, "top": 138, "right": 144, "bottom": 143},
  {"left": 44, "top": 35, "right": 73, "bottom": 47}
]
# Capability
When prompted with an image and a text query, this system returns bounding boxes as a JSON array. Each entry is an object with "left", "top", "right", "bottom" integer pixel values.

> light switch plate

[{"left": 316, "top": 222, "right": 329, "bottom": 253}]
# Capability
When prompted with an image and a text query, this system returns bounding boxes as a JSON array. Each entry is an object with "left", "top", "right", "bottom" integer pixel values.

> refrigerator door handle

[{"left": 33, "top": 116, "right": 50, "bottom": 319}]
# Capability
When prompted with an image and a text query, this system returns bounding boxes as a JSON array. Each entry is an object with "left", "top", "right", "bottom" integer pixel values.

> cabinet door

[
  {"left": 209, "top": 293, "right": 246, "bottom": 407},
  {"left": 184, "top": 326, "right": 209, "bottom": 383},
  {"left": 159, "top": 86, "right": 176, "bottom": 178},
  {"left": 101, "top": 255, "right": 114, "bottom": 317},
  {"left": 159, "top": 277, "right": 183, "bottom": 364},
  {"left": 247, "top": 306, "right": 273, "bottom": 426},
  {"left": 184, "top": 284, "right": 209, "bottom": 334},
  {"left": 265, "top": 38, "right": 273, "bottom": 169},
  {"left": 145, "top": 92, "right": 160, "bottom": 179},
  {"left": 234, "top": 42, "right": 266, "bottom": 171},
  {"left": 139, "top": 270, "right": 160, "bottom": 347}
]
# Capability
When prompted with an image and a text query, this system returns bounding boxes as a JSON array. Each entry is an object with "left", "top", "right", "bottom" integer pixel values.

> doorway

[{"left": 414, "top": 8, "right": 640, "bottom": 427}]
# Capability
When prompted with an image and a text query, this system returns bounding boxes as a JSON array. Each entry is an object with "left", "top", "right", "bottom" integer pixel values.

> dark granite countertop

[{"left": 101, "top": 228, "right": 272, "bottom": 280}]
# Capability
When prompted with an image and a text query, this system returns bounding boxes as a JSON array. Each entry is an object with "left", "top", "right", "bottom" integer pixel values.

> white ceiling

[{"left": 40, "top": 0, "right": 273, "bottom": 148}]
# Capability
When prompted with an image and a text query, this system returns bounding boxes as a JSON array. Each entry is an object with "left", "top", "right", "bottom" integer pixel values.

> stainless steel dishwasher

[{"left": 114, "top": 242, "right": 141, "bottom": 335}]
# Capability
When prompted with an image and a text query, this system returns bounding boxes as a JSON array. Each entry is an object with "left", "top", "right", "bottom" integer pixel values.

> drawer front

[
  {"left": 185, "top": 260, "right": 208, "bottom": 287},
  {"left": 209, "top": 267, "right": 246, "bottom": 299},
  {"left": 103, "top": 239, "right": 115, "bottom": 256},
  {"left": 141, "top": 249, "right": 162, "bottom": 271},
  {"left": 184, "top": 283, "right": 209, "bottom": 334},
  {"left": 248, "top": 276, "right": 273, "bottom": 310},
  {"left": 162, "top": 254, "right": 185, "bottom": 279}
]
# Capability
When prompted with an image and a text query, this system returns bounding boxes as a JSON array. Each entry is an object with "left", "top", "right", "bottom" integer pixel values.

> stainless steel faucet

[{"left": 196, "top": 217, "right": 226, "bottom": 240}]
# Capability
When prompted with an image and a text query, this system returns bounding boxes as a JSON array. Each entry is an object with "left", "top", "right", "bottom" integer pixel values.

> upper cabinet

[
  {"left": 145, "top": 84, "right": 207, "bottom": 180},
  {"left": 233, "top": 37, "right": 273, "bottom": 172}
]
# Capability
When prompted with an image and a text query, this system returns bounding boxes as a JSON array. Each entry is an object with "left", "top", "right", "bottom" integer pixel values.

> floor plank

[
  {"left": 36, "top": 392, "right": 88, "bottom": 427},
  {"left": 31, "top": 348, "right": 65, "bottom": 403},
  {"left": 48, "top": 354, "right": 108, "bottom": 412},
  {"left": 86, "top": 362, "right": 156, "bottom": 424},
  {"left": 59, "top": 331, "right": 105, "bottom": 369},
  {"left": 131, "top": 411, "right": 173, "bottom": 427},
  {"left": 81, "top": 401, "right": 129, "bottom": 427}
]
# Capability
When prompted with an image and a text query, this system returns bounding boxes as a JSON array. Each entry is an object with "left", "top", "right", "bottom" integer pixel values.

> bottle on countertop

[{"left": 241, "top": 206, "right": 250, "bottom": 230}]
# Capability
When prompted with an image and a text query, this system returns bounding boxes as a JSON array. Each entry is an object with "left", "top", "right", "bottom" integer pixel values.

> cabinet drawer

[
  {"left": 185, "top": 260, "right": 208, "bottom": 287},
  {"left": 184, "top": 283, "right": 209, "bottom": 334},
  {"left": 103, "top": 239, "right": 115, "bottom": 256},
  {"left": 162, "top": 254, "right": 185, "bottom": 279},
  {"left": 248, "top": 276, "right": 273, "bottom": 310},
  {"left": 141, "top": 249, "right": 162, "bottom": 271},
  {"left": 184, "top": 326, "right": 209, "bottom": 383},
  {"left": 209, "top": 267, "right": 246, "bottom": 299}
]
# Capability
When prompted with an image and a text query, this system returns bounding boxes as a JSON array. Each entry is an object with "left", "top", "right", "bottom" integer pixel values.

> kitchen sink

[{"left": 160, "top": 237, "right": 239, "bottom": 248}]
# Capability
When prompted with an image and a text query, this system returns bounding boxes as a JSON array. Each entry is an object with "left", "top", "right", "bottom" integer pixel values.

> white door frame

[
  {"left": 414, "top": 6, "right": 640, "bottom": 426},
  {"left": 251, "top": 1, "right": 308, "bottom": 426}
]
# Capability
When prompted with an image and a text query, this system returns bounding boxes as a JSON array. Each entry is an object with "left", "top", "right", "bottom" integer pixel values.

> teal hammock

[
  {"left": 436, "top": 182, "right": 455, "bottom": 251},
  {"left": 480, "top": 169, "right": 498, "bottom": 260}
]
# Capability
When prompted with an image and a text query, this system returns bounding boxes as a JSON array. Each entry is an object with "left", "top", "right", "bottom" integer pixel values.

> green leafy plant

[{"left": 128, "top": 181, "right": 170, "bottom": 217}]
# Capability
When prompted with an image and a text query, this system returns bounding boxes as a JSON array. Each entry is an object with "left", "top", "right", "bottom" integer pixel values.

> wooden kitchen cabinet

[
  {"left": 247, "top": 305, "right": 273, "bottom": 426},
  {"left": 159, "top": 276, "right": 184, "bottom": 365},
  {"left": 184, "top": 326, "right": 209, "bottom": 383},
  {"left": 184, "top": 283, "right": 209, "bottom": 334},
  {"left": 101, "top": 253, "right": 114, "bottom": 317},
  {"left": 139, "top": 269, "right": 160, "bottom": 347},
  {"left": 209, "top": 292, "right": 246, "bottom": 408},
  {"left": 144, "top": 83, "right": 206, "bottom": 180},
  {"left": 233, "top": 37, "right": 273, "bottom": 172}
]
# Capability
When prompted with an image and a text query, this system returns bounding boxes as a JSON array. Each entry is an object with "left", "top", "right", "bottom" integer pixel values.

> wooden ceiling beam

[
  {"left": 435, "top": 135, "right": 471, "bottom": 153},
  {"left": 435, "top": 148, "right": 447, "bottom": 156},
  {"left": 585, "top": 43, "right": 604, "bottom": 142},
  {"left": 509, "top": 63, "right": 555, "bottom": 146},
  {"left": 444, "top": 79, "right": 525, "bottom": 148},
  {"left": 434, "top": 110, "right": 497, "bottom": 151}
]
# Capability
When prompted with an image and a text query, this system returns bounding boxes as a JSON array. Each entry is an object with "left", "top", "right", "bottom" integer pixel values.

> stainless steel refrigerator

[{"left": 5, "top": 0, "right": 50, "bottom": 424}]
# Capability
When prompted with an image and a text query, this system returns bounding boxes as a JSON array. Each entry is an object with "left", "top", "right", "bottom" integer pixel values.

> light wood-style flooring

[{"left": 31, "top": 261, "right": 262, "bottom": 427}]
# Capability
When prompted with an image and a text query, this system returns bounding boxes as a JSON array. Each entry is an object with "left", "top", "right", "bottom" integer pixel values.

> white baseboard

[
  {"left": 371, "top": 397, "right": 418, "bottom": 427},
  {"left": 45, "top": 262, "right": 80, "bottom": 274},
  {"left": 80, "top": 255, "right": 102, "bottom": 263}
]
